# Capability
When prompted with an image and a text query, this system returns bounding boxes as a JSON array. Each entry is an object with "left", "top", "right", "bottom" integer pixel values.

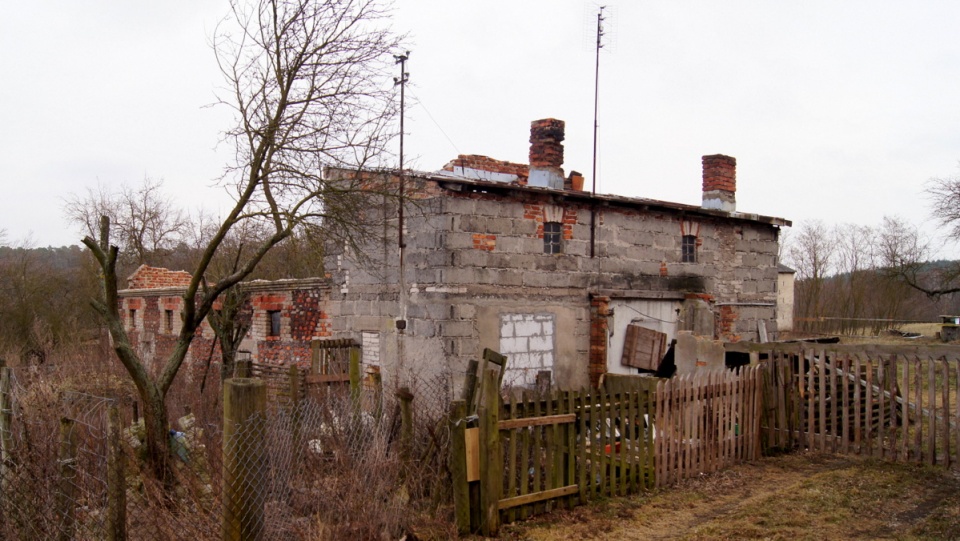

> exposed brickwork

[
  {"left": 442, "top": 154, "right": 529, "bottom": 183},
  {"left": 589, "top": 296, "right": 611, "bottom": 387},
  {"left": 127, "top": 265, "right": 192, "bottom": 290},
  {"left": 529, "top": 118, "right": 565, "bottom": 168},
  {"left": 472, "top": 233, "right": 497, "bottom": 251},
  {"left": 702, "top": 154, "right": 736, "bottom": 193},
  {"left": 718, "top": 305, "right": 740, "bottom": 342}
]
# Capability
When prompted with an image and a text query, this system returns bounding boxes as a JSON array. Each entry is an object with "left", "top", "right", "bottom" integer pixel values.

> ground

[{"left": 494, "top": 452, "right": 960, "bottom": 540}]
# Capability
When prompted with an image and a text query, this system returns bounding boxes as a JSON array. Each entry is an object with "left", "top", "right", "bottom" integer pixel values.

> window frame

[
  {"left": 267, "top": 310, "right": 282, "bottom": 338},
  {"left": 543, "top": 221, "right": 563, "bottom": 254},
  {"left": 681, "top": 234, "right": 698, "bottom": 263}
]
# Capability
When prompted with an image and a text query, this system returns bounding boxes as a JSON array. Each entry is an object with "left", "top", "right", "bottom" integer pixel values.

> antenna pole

[
  {"left": 590, "top": 7, "right": 605, "bottom": 258},
  {"left": 394, "top": 52, "right": 410, "bottom": 250}
]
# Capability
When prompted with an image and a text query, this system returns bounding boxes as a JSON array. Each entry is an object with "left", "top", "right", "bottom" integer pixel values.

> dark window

[
  {"left": 129, "top": 309, "right": 137, "bottom": 329},
  {"left": 164, "top": 310, "right": 174, "bottom": 333},
  {"left": 682, "top": 235, "right": 697, "bottom": 263},
  {"left": 268, "top": 310, "right": 282, "bottom": 337},
  {"left": 543, "top": 221, "right": 562, "bottom": 254}
]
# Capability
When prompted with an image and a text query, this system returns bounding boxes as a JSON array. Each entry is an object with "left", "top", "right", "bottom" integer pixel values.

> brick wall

[{"left": 127, "top": 265, "right": 192, "bottom": 289}]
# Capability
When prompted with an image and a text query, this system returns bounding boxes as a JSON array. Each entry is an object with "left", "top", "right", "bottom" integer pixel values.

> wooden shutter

[{"left": 620, "top": 324, "right": 667, "bottom": 370}]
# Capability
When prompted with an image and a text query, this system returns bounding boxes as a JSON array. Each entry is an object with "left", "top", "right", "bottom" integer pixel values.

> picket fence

[
  {"left": 751, "top": 344, "right": 960, "bottom": 466},
  {"left": 452, "top": 365, "right": 762, "bottom": 536}
]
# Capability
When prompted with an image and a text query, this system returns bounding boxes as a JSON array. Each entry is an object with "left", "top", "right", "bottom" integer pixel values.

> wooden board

[
  {"left": 620, "top": 324, "right": 667, "bottom": 370},
  {"left": 465, "top": 427, "right": 480, "bottom": 482}
]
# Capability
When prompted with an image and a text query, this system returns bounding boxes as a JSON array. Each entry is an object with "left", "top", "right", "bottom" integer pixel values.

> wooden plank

[
  {"left": 942, "top": 360, "right": 951, "bottom": 468},
  {"left": 498, "top": 485, "right": 580, "bottom": 511},
  {"left": 900, "top": 358, "right": 910, "bottom": 461},
  {"left": 620, "top": 324, "right": 667, "bottom": 370},
  {"left": 498, "top": 413, "right": 576, "bottom": 430},
  {"left": 654, "top": 380, "right": 664, "bottom": 488},
  {"left": 505, "top": 393, "right": 518, "bottom": 524},
  {"left": 830, "top": 353, "right": 838, "bottom": 453},
  {"left": 818, "top": 351, "right": 827, "bottom": 452},
  {"left": 807, "top": 351, "right": 816, "bottom": 451},
  {"left": 928, "top": 358, "right": 937, "bottom": 465},
  {"left": 617, "top": 390, "right": 627, "bottom": 497},
  {"left": 853, "top": 355, "right": 862, "bottom": 453},
  {"left": 865, "top": 357, "right": 875, "bottom": 456},
  {"left": 565, "top": 391, "right": 576, "bottom": 507},
  {"left": 465, "top": 427, "right": 480, "bottom": 483},
  {"left": 532, "top": 388, "right": 543, "bottom": 514},
  {"left": 449, "top": 401, "right": 470, "bottom": 535},
  {"left": 519, "top": 391, "right": 531, "bottom": 520},
  {"left": 544, "top": 388, "right": 556, "bottom": 513},
  {"left": 841, "top": 355, "right": 850, "bottom": 454},
  {"left": 480, "top": 369, "right": 502, "bottom": 537},
  {"left": 878, "top": 357, "right": 886, "bottom": 458},
  {"left": 305, "top": 373, "right": 351, "bottom": 384},
  {"left": 914, "top": 356, "right": 923, "bottom": 463},
  {"left": 577, "top": 389, "right": 587, "bottom": 503}
]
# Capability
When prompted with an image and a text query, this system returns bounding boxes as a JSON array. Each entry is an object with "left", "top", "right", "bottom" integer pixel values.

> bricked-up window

[
  {"left": 164, "top": 310, "right": 174, "bottom": 333},
  {"left": 682, "top": 235, "right": 697, "bottom": 263},
  {"left": 128, "top": 309, "right": 137, "bottom": 329},
  {"left": 268, "top": 310, "right": 281, "bottom": 337},
  {"left": 543, "top": 221, "right": 562, "bottom": 254}
]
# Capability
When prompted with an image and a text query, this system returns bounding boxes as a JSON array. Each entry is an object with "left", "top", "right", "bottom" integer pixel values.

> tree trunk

[{"left": 140, "top": 383, "right": 173, "bottom": 485}]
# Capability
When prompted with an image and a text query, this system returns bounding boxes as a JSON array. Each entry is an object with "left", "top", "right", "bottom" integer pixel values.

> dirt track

[{"left": 497, "top": 452, "right": 960, "bottom": 540}]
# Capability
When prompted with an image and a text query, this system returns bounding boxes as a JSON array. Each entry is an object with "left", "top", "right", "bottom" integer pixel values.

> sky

[{"left": 2, "top": 1, "right": 960, "bottom": 258}]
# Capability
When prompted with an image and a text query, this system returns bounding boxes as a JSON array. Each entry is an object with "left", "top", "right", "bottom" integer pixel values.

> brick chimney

[
  {"left": 528, "top": 118, "right": 565, "bottom": 190},
  {"left": 701, "top": 154, "right": 736, "bottom": 212}
]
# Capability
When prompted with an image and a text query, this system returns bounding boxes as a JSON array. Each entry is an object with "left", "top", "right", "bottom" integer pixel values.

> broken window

[
  {"left": 128, "top": 309, "right": 137, "bottom": 329},
  {"left": 268, "top": 310, "right": 281, "bottom": 337},
  {"left": 543, "top": 221, "right": 562, "bottom": 254},
  {"left": 682, "top": 234, "right": 697, "bottom": 263},
  {"left": 164, "top": 310, "right": 174, "bottom": 333}
]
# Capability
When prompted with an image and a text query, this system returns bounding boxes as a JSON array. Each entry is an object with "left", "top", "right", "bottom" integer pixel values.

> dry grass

[{"left": 497, "top": 452, "right": 960, "bottom": 540}]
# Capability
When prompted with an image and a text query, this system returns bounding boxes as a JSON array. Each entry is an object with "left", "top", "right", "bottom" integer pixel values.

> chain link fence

[{"left": 0, "top": 364, "right": 459, "bottom": 540}]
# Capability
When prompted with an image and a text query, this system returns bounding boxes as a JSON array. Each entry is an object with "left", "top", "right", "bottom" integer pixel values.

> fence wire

[{"left": 0, "top": 367, "right": 457, "bottom": 540}]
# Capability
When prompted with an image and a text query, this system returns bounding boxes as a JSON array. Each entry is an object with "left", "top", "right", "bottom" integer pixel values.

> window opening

[
  {"left": 543, "top": 221, "right": 562, "bottom": 254},
  {"left": 129, "top": 309, "right": 137, "bottom": 329},
  {"left": 682, "top": 234, "right": 697, "bottom": 263},
  {"left": 268, "top": 310, "right": 281, "bottom": 337},
  {"left": 164, "top": 310, "right": 174, "bottom": 333}
]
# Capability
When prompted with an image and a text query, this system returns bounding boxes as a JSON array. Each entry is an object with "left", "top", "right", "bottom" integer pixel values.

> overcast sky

[{"left": 3, "top": 1, "right": 959, "bottom": 258}]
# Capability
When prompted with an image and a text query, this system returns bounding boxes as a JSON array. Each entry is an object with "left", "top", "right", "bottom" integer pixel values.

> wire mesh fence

[{"left": 0, "top": 364, "right": 458, "bottom": 540}]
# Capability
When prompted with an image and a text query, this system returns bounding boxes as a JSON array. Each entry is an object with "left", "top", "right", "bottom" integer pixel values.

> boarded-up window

[{"left": 620, "top": 324, "right": 667, "bottom": 370}]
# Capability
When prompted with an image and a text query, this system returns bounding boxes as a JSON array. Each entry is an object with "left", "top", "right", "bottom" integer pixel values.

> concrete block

[
  {"left": 440, "top": 320, "right": 474, "bottom": 338},
  {"left": 455, "top": 303, "right": 477, "bottom": 320}
]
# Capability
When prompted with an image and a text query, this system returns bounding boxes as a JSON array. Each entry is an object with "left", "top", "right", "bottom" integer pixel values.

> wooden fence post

[
  {"left": 288, "top": 364, "right": 302, "bottom": 450},
  {"left": 349, "top": 346, "right": 361, "bottom": 410},
  {"left": 449, "top": 400, "right": 470, "bottom": 535},
  {"left": 479, "top": 368, "right": 502, "bottom": 537},
  {"left": 0, "top": 365, "right": 13, "bottom": 506},
  {"left": 234, "top": 359, "right": 252, "bottom": 378},
  {"left": 107, "top": 403, "right": 126, "bottom": 541},
  {"left": 398, "top": 387, "right": 414, "bottom": 461},
  {"left": 223, "top": 378, "right": 266, "bottom": 541},
  {"left": 56, "top": 417, "right": 78, "bottom": 541}
]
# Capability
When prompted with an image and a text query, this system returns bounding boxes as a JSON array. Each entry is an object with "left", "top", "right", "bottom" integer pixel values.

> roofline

[
  {"left": 408, "top": 171, "right": 791, "bottom": 228},
  {"left": 118, "top": 276, "right": 331, "bottom": 296}
]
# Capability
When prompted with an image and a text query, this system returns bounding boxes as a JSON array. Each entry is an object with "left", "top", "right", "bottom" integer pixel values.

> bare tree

[
  {"left": 82, "top": 0, "right": 402, "bottom": 481},
  {"left": 65, "top": 178, "right": 190, "bottom": 269},
  {"left": 789, "top": 220, "right": 835, "bottom": 330}
]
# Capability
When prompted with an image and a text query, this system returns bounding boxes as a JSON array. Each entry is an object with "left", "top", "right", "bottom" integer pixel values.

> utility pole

[
  {"left": 394, "top": 52, "right": 410, "bottom": 251},
  {"left": 590, "top": 7, "right": 606, "bottom": 258}
]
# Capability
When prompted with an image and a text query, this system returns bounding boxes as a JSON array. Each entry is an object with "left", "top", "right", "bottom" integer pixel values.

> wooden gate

[{"left": 306, "top": 338, "right": 360, "bottom": 400}]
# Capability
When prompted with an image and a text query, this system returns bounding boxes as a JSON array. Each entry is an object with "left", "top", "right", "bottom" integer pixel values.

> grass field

[{"left": 494, "top": 452, "right": 960, "bottom": 540}]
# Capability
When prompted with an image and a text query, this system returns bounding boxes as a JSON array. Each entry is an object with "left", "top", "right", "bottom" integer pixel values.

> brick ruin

[{"left": 119, "top": 119, "right": 791, "bottom": 391}]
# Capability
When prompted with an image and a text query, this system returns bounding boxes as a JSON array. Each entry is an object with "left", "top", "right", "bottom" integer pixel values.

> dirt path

[{"left": 497, "top": 453, "right": 960, "bottom": 540}]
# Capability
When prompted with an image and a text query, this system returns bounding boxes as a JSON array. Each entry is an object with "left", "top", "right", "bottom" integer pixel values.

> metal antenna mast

[
  {"left": 590, "top": 6, "right": 606, "bottom": 258},
  {"left": 394, "top": 52, "right": 410, "bottom": 250}
]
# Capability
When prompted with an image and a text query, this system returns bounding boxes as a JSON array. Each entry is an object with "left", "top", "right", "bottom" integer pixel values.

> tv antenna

[{"left": 589, "top": 5, "right": 612, "bottom": 258}]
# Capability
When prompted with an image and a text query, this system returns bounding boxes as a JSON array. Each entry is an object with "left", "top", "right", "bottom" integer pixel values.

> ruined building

[{"left": 119, "top": 118, "right": 790, "bottom": 390}]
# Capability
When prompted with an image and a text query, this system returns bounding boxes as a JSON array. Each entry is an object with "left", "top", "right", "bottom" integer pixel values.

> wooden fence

[
  {"left": 654, "top": 366, "right": 763, "bottom": 487},
  {"left": 452, "top": 360, "right": 759, "bottom": 535},
  {"left": 738, "top": 343, "right": 960, "bottom": 467}
]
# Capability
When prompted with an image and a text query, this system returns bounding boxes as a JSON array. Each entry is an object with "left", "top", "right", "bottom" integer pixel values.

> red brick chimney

[
  {"left": 528, "top": 118, "right": 565, "bottom": 189},
  {"left": 701, "top": 154, "right": 736, "bottom": 212}
]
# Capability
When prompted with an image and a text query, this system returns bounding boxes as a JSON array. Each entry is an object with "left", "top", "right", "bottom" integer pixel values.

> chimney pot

[
  {"left": 528, "top": 118, "right": 565, "bottom": 189},
  {"left": 701, "top": 154, "right": 736, "bottom": 212}
]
